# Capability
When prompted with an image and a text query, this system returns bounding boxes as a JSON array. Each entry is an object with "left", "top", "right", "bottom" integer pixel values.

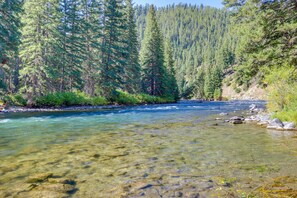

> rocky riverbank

[{"left": 224, "top": 104, "right": 297, "bottom": 131}]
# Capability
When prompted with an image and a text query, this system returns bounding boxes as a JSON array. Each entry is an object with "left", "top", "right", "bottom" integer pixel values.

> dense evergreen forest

[
  {"left": 135, "top": 4, "right": 235, "bottom": 99},
  {"left": 0, "top": 0, "right": 178, "bottom": 106}
]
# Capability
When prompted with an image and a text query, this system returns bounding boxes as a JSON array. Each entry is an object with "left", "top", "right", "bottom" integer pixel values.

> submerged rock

[
  {"left": 26, "top": 173, "right": 53, "bottom": 183},
  {"left": 267, "top": 118, "right": 284, "bottom": 129}
]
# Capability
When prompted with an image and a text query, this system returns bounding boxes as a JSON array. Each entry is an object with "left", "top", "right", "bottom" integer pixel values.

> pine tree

[
  {"left": 140, "top": 5, "right": 166, "bottom": 96},
  {"left": 122, "top": 0, "right": 141, "bottom": 93},
  {"left": 19, "top": 0, "right": 62, "bottom": 104},
  {"left": 59, "top": 0, "right": 85, "bottom": 92},
  {"left": 80, "top": 0, "right": 103, "bottom": 96},
  {"left": 164, "top": 38, "right": 179, "bottom": 100},
  {"left": 0, "top": 0, "right": 22, "bottom": 93},
  {"left": 101, "top": 0, "right": 127, "bottom": 98}
]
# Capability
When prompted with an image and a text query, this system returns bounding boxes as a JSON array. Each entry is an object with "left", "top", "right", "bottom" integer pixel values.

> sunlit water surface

[{"left": 1, "top": 101, "right": 297, "bottom": 197}]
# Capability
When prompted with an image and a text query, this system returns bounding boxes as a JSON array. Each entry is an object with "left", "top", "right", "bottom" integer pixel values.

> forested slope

[{"left": 135, "top": 4, "right": 236, "bottom": 99}]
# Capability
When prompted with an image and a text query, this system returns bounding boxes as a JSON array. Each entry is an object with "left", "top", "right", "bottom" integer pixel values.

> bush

[
  {"left": 266, "top": 65, "right": 297, "bottom": 123},
  {"left": 90, "top": 97, "right": 109, "bottom": 106},
  {"left": 2, "top": 94, "right": 27, "bottom": 106},
  {"left": 35, "top": 92, "right": 108, "bottom": 107},
  {"left": 112, "top": 91, "right": 140, "bottom": 105},
  {"left": 111, "top": 91, "right": 175, "bottom": 105}
]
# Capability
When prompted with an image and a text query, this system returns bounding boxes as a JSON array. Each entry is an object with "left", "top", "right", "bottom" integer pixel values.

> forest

[
  {"left": 0, "top": 0, "right": 297, "bottom": 122},
  {"left": 0, "top": 0, "right": 178, "bottom": 107}
]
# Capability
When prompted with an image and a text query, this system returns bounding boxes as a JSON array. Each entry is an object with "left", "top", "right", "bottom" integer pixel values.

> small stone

[{"left": 175, "top": 191, "right": 183, "bottom": 197}]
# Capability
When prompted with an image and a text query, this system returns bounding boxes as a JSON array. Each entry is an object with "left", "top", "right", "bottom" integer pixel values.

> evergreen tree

[
  {"left": 135, "top": 4, "right": 233, "bottom": 98},
  {"left": 140, "top": 5, "right": 166, "bottom": 96},
  {"left": 122, "top": 0, "right": 141, "bottom": 93},
  {"left": 80, "top": 0, "right": 103, "bottom": 96},
  {"left": 59, "top": 0, "right": 85, "bottom": 92},
  {"left": 101, "top": 0, "right": 127, "bottom": 98},
  {"left": 0, "top": 0, "right": 22, "bottom": 93},
  {"left": 19, "top": 0, "right": 62, "bottom": 104},
  {"left": 164, "top": 38, "right": 179, "bottom": 100}
]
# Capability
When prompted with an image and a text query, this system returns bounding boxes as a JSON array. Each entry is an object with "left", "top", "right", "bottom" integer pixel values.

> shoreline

[
  {"left": 222, "top": 104, "right": 297, "bottom": 131},
  {"left": 0, "top": 105, "right": 125, "bottom": 113},
  {"left": 0, "top": 99, "right": 265, "bottom": 114}
]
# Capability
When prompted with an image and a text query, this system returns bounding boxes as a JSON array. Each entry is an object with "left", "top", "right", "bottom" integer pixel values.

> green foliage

[
  {"left": 112, "top": 90, "right": 139, "bottom": 105},
  {"left": 140, "top": 5, "right": 166, "bottom": 96},
  {"left": 136, "top": 4, "right": 234, "bottom": 97},
  {"left": 111, "top": 90, "right": 174, "bottom": 105},
  {"left": 35, "top": 92, "right": 109, "bottom": 107},
  {"left": 122, "top": 0, "right": 141, "bottom": 93},
  {"left": 213, "top": 89, "right": 222, "bottom": 101},
  {"left": 228, "top": 0, "right": 297, "bottom": 86},
  {"left": 100, "top": 0, "right": 127, "bottom": 98},
  {"left": 204, "top": 66, "right": 223, "bottom": 100},
  {"left": 2, "top": 94, "right": 27, "bottom": 106},
  {"left": 265, "top": 65, "right": 297, "bottom": 123},
  {"left": 234, "top": 87, "right": 241, "bottom": 94},
  {"left": 0, "top": 0, "right": 22, "bottom": 94},
  {"left": 19, "top": 0, "right": 62, "bottom": 103}
]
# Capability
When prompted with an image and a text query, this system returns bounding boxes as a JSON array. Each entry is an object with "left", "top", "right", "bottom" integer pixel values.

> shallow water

[{"left": 0, "top": 101, "right": 297, "bottom": 197}]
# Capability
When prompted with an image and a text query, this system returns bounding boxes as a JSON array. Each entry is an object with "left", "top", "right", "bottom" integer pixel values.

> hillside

[{"left": 135, "top": 4, "right": 236, "bottom": 99}]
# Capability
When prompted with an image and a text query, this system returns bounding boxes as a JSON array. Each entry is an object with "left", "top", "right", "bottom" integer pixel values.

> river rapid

[{"left": 1, "top": 100, "right": 297, "bottom": 197}]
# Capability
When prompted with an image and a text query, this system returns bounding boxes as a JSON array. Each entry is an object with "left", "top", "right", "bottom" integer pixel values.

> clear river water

[{"left": 0, "top": 100, "right": 297, "bottom": 197}]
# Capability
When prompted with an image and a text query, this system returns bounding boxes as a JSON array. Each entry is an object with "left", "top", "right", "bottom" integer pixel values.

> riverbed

[{"left": 1, "top": 100, "right": 297, "bottom": 197}]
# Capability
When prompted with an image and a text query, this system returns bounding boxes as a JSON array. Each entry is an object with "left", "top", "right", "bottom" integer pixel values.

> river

[{"left": 0, "top": 100, "right": 297, "bottom": 197}]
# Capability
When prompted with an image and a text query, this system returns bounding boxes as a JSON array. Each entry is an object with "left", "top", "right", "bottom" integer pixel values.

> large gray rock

[
  {"left": 229, "top": 116, "right": 245, "bottom": 124},
  {"left": 283, "top": 122, "right": 296, "bottom": 130},
  {"left": 267, "top": 118, "right": 284, "bottom": 129}
]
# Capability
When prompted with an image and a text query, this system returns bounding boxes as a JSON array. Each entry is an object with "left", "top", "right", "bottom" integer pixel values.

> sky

[{"left": 133, "top": 0, "right": 224, "bottom": 8}]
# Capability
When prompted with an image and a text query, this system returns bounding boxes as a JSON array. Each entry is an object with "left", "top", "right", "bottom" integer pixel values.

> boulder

[
  {"left": 229, "top": 116, "right": 245, "bottom": 124},
  {"left": 267, "top": 118, "right": 284, "bottom": 129},
  {"left": 283, "top": 122, "right": 296, "bottom": 131}
]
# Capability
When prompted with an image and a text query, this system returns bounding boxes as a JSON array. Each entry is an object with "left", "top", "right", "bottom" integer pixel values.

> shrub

[
  {"left": 112, "top": 91, "right": 140, "bottom": 105},
  {"left": 35, "top": 92, "right": 108, "bottom": 107},
  {"left": 90, "top": 97, "right": 109, "bottom": 106},
  {"left": 266, "top": 65, "right": 297, "bottom": 123},
  {"left": 2, "top": 94, "right": 27, "bottom": 106}
]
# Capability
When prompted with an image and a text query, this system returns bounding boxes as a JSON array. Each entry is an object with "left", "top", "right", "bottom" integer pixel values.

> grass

[{"left": 273, "top": 111, "right": 297, "bottom": 124}]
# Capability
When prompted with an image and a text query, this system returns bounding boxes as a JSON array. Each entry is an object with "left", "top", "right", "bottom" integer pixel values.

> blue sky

[{"left": 133, "top": 0, "right": 224, "bottom": 8}]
